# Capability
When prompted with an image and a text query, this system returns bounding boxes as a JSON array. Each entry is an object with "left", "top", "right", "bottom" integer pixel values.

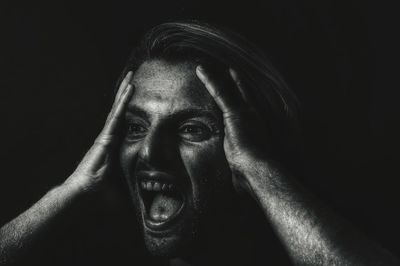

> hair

[{"left": 117, "top": 21, "right": 302, "bottom": 164}]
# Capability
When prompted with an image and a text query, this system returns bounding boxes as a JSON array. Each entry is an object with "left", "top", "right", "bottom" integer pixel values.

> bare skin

[
  {"left": 0, "top": 64, "right": 399, "bottom": 266},
  {"left": 0, "top": 71, "right": 134, "bottom": 265},
  {"left": 196, "top": 65, "right": 400, "bottom": 266}
]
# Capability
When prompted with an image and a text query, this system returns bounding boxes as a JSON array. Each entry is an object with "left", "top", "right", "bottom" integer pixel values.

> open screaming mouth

[{"left": 138, "top": 178, "right": 185, "bottom": 231}]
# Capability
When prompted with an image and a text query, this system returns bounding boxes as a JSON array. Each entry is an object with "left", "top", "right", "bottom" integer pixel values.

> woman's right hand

[{"left": 64, "top": 71, "right": 134, "bottom": 193}]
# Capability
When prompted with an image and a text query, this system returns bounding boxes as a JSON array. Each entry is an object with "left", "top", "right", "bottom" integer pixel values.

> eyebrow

[
  {"left": 125, "top": 105, "right": 220, "bottom": 122},
  {"left": 125, "top": 106, "right": 150, "bottom": 121}
]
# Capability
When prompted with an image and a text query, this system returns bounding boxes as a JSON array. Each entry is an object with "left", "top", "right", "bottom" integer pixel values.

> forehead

[{"left": 129, "top": 60, "right": 217, "bottom": 116}]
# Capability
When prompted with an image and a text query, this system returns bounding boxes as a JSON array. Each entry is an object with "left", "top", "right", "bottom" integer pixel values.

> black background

[{"left": 1, "top": 0, "right": 399, "bottom": 265}]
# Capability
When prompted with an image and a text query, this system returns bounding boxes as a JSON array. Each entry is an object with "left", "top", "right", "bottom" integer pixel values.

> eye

[
  {"left": 179, "top": 122, "right": 212, "bottom": 142},
  {"left": 125, "top": 122, "right": 147, "bottom": 140}
]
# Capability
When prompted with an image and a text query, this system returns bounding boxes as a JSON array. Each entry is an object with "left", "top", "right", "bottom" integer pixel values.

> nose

[{"left": 137, "top": 125, "right": 178, "bottom": 170}]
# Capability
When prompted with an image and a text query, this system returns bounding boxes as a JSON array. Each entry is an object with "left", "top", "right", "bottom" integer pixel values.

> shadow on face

[{"left": 119, "top": 59, "right": 235, "bottom": 258}]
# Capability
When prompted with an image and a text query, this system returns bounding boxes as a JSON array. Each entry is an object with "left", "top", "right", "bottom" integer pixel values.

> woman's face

[{"left": 119, "top": 59, "right": 233, "bottom": 257}]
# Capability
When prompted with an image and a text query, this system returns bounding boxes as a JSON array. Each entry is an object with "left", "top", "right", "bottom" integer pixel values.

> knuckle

[
  {"left": 223, "top": 112, "right": 241, "bottom": 121},
  {"left": 235, "top": 78, "right": 243, "bottom": 88},
  {"left": 223, "top": 109, "right": 255, "bottom": 121},
  {"left": 212, "top": 88, "right": 223, "bottom": 99},
  {"left": 95, "top": 136, "right": 113, "bottom": 146}
]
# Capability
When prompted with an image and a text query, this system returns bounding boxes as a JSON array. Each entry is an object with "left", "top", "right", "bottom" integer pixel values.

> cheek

[
  {"left": 119, "top": 143, "right": 141, "bottom": 180},
  {"left": 179, "top": 139, "right": 231, "bottom": 197}
]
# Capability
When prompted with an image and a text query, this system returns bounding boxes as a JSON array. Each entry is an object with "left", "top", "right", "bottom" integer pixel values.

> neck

[{"left": 169, "top": 236, "right": 250, "bottom": 266}]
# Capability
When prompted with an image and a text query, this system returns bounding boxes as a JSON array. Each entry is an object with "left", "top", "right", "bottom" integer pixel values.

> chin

[
  {"left": 144, "top": 232, "right": 189, "bottom": 257},
  {"left": 140, "top": 212, "right": 199, "bottom": 258},
  {"left": 138, "top": 197, "right": 199, "bottom": 258}
]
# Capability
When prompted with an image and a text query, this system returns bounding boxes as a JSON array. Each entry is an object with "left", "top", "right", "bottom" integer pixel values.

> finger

[
  {"left": 229, "top": 68, "right": 252, "bottom": 105},
  {"left": 81, "top": 144, "right": 108, "bottom": 173},
  {"left": 196, "top": 65, "right": 246, "bottom": 115},
  {"left": 115, "top": 71, "right": 133, "bottom": 102},
  {"left": 90, "top": 148, "right": 109, "bottom": 173},
  {"left": 101, "top": 83, "right": 134, "bottom": 138}
]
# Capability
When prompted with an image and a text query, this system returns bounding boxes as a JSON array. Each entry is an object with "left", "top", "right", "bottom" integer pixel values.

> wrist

[
  {"left": 238, "top": 157, "right": 282, "bottom": 195},
  {"left": 62, "top": 175, "right": 92, "bottom": 197},
  {"left": 232, "top": 153, "right": 271, "bottom": 178}
]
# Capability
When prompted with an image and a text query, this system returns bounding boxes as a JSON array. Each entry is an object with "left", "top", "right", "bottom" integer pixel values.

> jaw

[
  {"left": 139, "top": 201, "right": 198, "bottom": 258},
  {"left": 143, "top": 231, "right": 188, "bottom": 258},
  {"left": 126, "top": 167, "right": 233, "bottom": 258},
  {"left": 132, "top": 177, "right": 198, "bottom": 257}
]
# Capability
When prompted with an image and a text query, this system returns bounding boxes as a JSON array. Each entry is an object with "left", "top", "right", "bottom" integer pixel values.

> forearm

[
  {"left": 245, "top": 159, "right": 399, "bottom": 265},
  {"left": 0, "top": 181, "right": 83, "bottom": 265},
  {"left": 0, "top": 71, "right": 134, "bottom": 266}
]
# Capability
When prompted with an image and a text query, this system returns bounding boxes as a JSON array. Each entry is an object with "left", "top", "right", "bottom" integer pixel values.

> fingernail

[
  {"left": 229, "top": 68, "right": 238, "bottom": 80},
  {"left": 197, "top": 65, "right": 204, "bottom": 73},
  {"left": 127, "top": 71, "right": 134, "bottom": 85},
  {"left": 196, "top": 65, "right": 205, "bottom": 78},
  {"left": 126, "top": 71, "right": 133, "bottom": 80}
]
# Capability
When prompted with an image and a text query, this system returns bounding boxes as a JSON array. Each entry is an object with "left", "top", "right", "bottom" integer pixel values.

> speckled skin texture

[
  {"left": 1, "top": 59, "right": 398, "bottom": 266},
  {"left": 119, "top": 60, "right": 233, "bottom": 258}
]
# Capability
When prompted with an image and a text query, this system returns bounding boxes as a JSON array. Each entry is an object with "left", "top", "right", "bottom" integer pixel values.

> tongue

[{"left": 149, "top": 193, "right": 182, "bottom": 222}]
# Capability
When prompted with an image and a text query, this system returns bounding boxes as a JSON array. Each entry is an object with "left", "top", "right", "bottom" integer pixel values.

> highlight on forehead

[
  {"left": 132, "top": 59, "right": 216, "bottom": 106},
  {"left": 132, "top": 59, "right": 198, "bottom": 87},
  {"left": 127, "top": 59, "right": 220, "bottom": 120}
]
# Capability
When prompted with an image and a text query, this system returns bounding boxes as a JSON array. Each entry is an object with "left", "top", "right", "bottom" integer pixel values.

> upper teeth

[{"left": 140, "top": 181, "right": 175, "bottom": 192}]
